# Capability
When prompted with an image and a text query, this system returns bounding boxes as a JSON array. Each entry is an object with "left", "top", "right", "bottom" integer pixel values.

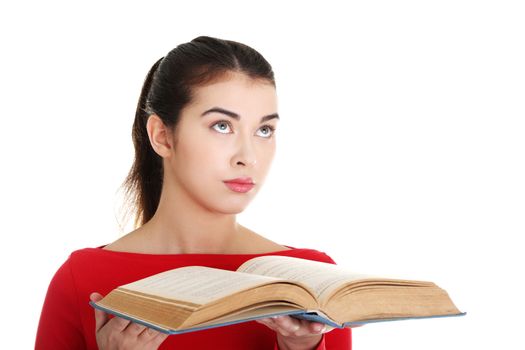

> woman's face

[{"left": 166, "top": 71, "right": 279, "bottom": 214}]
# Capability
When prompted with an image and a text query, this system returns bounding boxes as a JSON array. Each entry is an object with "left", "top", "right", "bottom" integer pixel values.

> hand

[
  {"left": 256, "top": 315, "right": 334, "bottom": 350},
  {"left": 90, "top": 292, "right": 169, "bottom": 350}
]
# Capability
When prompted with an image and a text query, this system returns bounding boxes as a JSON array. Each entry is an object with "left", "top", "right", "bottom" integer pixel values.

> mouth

[
  {"left": 223, "top": 179, "right": 255, "bottom": 193},
  {"left": 224, "top": 177, "right": 254, "bottom": 184}
]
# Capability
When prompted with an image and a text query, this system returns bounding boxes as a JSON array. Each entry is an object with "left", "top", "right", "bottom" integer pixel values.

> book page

[
  {"left": 120, "top": 266, "right": 286, "bottom": 305},
  {"left": 237, "top": 256, "right": 377, "bottom": 301}
]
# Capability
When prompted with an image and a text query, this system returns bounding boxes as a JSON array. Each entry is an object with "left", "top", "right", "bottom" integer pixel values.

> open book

[{"left": 90, "top": 255, "right": 465, "bottom": 335}]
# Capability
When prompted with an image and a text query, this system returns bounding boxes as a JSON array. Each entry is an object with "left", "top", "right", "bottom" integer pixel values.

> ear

[{"left": 146, "top": 114, "right": 174, "bottom": 158}]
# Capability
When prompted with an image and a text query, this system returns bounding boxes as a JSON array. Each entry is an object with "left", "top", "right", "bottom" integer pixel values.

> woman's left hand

[{"left": 255, "top": 315, "right": 334, "bottom": 350}]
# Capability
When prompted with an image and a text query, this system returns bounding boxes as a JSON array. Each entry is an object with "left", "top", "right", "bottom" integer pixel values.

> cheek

[
  {"left": 177, "top": 137, "right": 227, "bottom": 178},
  {"left": 258, "top": 143, "right": 276, "bottom": 165}
]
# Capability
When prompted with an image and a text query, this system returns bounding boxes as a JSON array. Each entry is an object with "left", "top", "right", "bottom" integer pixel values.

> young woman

[{"left": 35, "top": 36, "right": 353, "bottom": 350}]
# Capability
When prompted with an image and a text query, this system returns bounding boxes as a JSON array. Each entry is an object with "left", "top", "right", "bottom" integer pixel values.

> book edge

[
  {"left": 342, "top": 311, "right": 467, "bottom": 326},
  {"left": 89, "top": 301, "right": 466, "bottom": 335},
  {"left": 90, "top": 301, "right": 327, "bottom": 334}
]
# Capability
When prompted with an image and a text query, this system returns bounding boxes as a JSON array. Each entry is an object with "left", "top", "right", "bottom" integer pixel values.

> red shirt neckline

[{"left": 89, "top": 244, "right": 318, "bottom": 258}]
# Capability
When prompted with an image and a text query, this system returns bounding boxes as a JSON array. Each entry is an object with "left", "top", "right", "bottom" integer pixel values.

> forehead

[{"left": 188, "top": 72, "right": 277, "bottom": 112}]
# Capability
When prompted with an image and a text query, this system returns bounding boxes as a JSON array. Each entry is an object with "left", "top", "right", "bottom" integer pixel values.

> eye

[
  {"left": 256, "top": 125, "right": 276, "bottom": 138},
  {"left": 211, "top": 121, "right": 276, "bottom": 138},
  {"left": 211, "top": 121, "right": 232, "bottom": 134}
]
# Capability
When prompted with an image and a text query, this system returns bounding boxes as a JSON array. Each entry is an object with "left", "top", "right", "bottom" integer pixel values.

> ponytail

[{"left": 119, "top": 57, "right": 164, "bottom": 229}]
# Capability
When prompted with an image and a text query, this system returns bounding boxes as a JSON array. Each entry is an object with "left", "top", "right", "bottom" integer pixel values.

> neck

[{"left": 137, "top": 176, "right": 245, "bottom": 255}]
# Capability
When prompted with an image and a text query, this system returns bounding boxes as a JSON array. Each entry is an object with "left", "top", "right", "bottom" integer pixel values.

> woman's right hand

[{"left": 90, "top": 292, "right": 169, "bottom": 349}]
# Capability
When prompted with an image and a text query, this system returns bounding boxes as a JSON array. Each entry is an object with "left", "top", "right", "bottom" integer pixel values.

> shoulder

[
  {"left": 36, "top": 251, "right": 87, "bottom": 349},
  {"left": 49, "top": 246, "right": 121, "bottom": 290},
  {"left": 47, "top": 246, "right": 101, "bottom": 281},
  {"left": 45, "top": 247, "right": 104, "bottom": 288},
  {"left": 66, "top": 246, "right": 109, "bottom": 268},
  {"left": 39, "top": 249, "right": 90, "bottom": 316}
]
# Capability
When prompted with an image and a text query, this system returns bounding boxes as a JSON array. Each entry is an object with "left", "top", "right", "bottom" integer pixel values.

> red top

[{"left": 35, "top": 244, "right": 352, "bottom": 350}]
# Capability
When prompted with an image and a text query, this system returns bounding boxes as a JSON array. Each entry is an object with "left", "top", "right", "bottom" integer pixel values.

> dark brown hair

[{"left": 118, "top": 36, "right": 276, "bottom": 229}]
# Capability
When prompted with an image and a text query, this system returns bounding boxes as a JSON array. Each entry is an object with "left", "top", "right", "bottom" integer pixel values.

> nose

[{"left": 232, "top": 135, "right": 257, "bottom": 167}]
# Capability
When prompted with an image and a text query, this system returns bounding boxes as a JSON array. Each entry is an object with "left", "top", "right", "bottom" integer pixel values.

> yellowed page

[
  {"left": 237, "top": 256, "right": 377, "bottom": 301},
  {"left": 120, "top": 266, "right": 287, "bottom": 305}
]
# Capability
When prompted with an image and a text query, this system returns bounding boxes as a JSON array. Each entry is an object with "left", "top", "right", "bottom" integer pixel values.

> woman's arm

[{"left": 35, "top": 259, "right": 87, "bottom": 350}]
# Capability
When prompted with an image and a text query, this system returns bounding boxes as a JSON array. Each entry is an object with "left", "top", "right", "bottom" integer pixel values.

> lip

[
  {"left": 223, "top": 177, "right": 254, "bottom": 185},
  {"left": 223, "top": 177, "right": 255, "bottom": 193},
  {"left": 224, "top": 182, "right": 255, "bottom": 193}
]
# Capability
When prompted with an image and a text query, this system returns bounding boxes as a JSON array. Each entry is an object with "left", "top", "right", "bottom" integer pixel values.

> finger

[
  {"left": 308, "top": 321, "right": 326, "bottom": 334},
  {"left": 255, "top": 317, "right": 278, "bottom": 332},
  {"left": 90, "top": 292, "right": 109, "bottom": 333},
  {"left": 255, "top": 319, "right": 268, "bottom": 326},
  {"left": 255, "top": 317, "right": 275, "bottom": 326},
  {"left": 139, "top": 326, "right": 159, "bottom": 340},
  {"left": 147, "top": 331, "right": 169, "bottom": 347},
  {"left": 276, "top": 316, "right": 334, "bottom": 336},
  {"left": 107, "top": 315, "right": 132, "bottom": 332},
  {"left": 272, "top": 316, "right": 301, "bottom": 336},
  {"left": 124, "top": 321, "right": 148, "bottom": 337}
]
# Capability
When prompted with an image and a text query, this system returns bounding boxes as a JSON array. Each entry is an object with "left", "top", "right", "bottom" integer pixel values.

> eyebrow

[{"left": 200, "top": 107, "right": 279, "bottom": 123}]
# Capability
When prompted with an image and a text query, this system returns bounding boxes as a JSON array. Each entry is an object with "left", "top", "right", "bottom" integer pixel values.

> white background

[{"left": 1, "top": 1, "right": 523, "bottom": 349}]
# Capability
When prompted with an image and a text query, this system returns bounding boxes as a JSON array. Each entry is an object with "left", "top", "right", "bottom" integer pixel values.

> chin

[
  {"left": 223, "top": 200, "right": 253, "bottom": 214},
  {"left": 215, "top": 197, "right": 254, "bottom": 215},
  {"left": 220, "top": 207, "right": 247, "bottom": 215},
  {"left": 199, "top": 185, "right": 259, "bottom": 214}
]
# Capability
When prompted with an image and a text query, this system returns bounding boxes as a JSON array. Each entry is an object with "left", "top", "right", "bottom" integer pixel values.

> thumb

[{"left": 90, "top": 292, "right": 108, "bottom": 333}]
